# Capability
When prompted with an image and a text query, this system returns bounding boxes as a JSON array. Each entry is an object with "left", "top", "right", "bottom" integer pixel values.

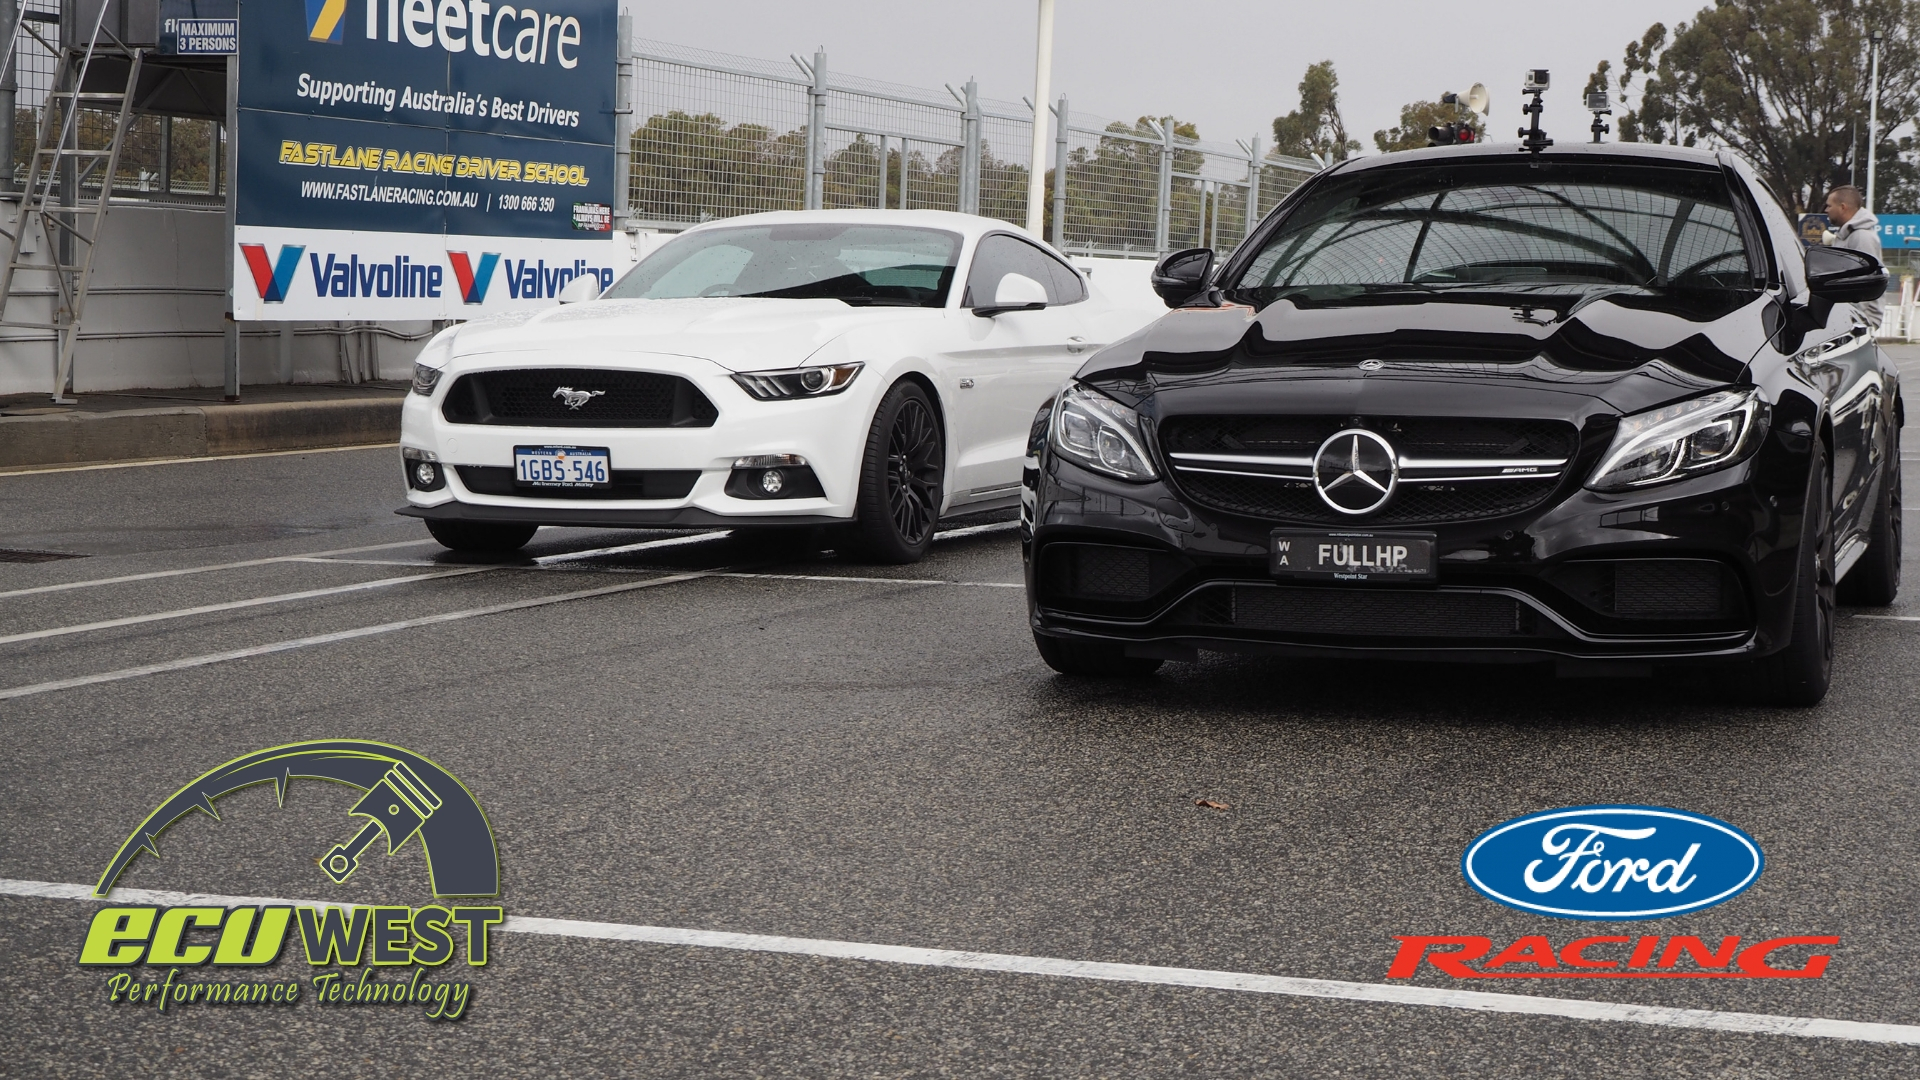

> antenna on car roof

[{"left": 1519, "top": 69, "right": 1553, "bottom": 154}]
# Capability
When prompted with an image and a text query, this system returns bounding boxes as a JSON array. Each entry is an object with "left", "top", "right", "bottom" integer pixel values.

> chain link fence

[{"left": 628, "top": 38, "right": 1317, "bottom": 259}]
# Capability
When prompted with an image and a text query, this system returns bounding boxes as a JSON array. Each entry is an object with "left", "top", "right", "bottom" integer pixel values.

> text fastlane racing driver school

[{"left": 232, "top": 0, "right": 617, "bottom": 320}]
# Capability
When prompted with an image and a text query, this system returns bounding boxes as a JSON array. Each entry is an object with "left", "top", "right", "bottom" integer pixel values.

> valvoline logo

[
  {"left": 1462, "top": 805, "right": 1762, "bottom": 920},
  {"left": 240, "top": 244, "right": 305, "bottom": 303},
  {"left": 447, "top": 252, "right": 500, "bottom": 304},
  {"left": 304, "top": 0, "right": 346, "bottom": 42}
]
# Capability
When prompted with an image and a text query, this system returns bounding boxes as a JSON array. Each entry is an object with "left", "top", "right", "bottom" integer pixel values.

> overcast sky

[{"left": 627, "top": 0, "right": 1694, "bottom": 153}]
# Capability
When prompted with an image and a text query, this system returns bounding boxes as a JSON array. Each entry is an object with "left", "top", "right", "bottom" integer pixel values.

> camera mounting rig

[{"left": 1519, "top": 68, "right": 1553, "bottom": 154}]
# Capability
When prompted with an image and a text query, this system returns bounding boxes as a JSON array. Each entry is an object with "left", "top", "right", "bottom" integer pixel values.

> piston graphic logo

[
  {"left": 84, "top": 740, "right": 502, "bottom": 1020},
  {"left": 239, "top": 244, "right": 306, "bottom": 303},
  {"left": 447, "top": 252, "right": 500, "bottom": 304},
  {"left": 304, "top": 0, "right": 347, "bottom": 42}
]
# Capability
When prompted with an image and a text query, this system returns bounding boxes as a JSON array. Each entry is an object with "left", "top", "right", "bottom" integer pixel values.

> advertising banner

[{"left": 233, "top": 0, "right": 616, "bottom": 320}]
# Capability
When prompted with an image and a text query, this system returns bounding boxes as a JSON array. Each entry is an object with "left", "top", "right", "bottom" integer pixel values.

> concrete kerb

[{"left": 0, "top": 396, "right": 402, "bottom": 469}]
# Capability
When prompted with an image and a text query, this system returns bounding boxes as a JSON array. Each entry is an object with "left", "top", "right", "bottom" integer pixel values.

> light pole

[
  {"left": 1867, "top": 30, "right": 1882, "bottom": 213},
  {"left": 1025, "top": 0, "right": 1055, "bottom": 236}
]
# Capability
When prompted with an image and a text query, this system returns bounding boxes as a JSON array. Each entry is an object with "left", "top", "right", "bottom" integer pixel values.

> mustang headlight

[
  {"left": 1050, "top": 382, "right": 1157, "bottom": 481},
  {"left": 731, "top": 362, "right": 863, "bottom": 400},
  {"left": 1587, "top": 388, "right": 1766, "bottom": 492},
  {"left": 410, "top": 329, "right": 457, "bottom": 396}
]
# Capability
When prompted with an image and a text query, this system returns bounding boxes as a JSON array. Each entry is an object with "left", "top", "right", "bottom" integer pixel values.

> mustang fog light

[
  {"left": 726, "top": 455, "right": 825, "bottom": 500},
  {"left": 1587, "top": 388, "right": 1765, "bottom": 492},
  {"left": 402, "top": 447, "right": 445, "bottom": 491}
]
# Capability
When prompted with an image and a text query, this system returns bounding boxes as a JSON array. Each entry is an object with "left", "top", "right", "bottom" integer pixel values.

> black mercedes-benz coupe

[{"left": 1022, "top": 142, "right": 1901, "bottom": 705}]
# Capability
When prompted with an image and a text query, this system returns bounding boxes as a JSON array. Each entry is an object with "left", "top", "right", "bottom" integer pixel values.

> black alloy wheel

[
  {"left": 1748, "top": 441, "right": 1835, "bottom": 706},
  {"left": 424, "top": 520, "right": 538, "bottom": 554},
  {"left": 1838, "top": 422, "right": 1902, "bottom": 606},
  {"left": 847, "top": 381, "right": 944, "bottom": 563}
]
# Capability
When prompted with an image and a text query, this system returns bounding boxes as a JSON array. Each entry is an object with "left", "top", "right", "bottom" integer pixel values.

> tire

[
  {"left": 1837, "top": 424, "right": 1901, "bottom": 607},
  {"left": 1033, "top": 631, "right": 1164, "bottom": 677},
  {"left": 1748, "top": 442, "right": 1835, "bottom": 706},
  {"left": 425, "top": 519, "right": 538, "bottom": 553},
  {"left": 845, "top": 381, "right": 944, "bottom": 564}
]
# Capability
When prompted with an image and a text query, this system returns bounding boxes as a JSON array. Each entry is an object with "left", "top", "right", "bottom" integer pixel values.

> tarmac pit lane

[{"left": 0, "top": 440, "right": 1917, "bottom": 1077}]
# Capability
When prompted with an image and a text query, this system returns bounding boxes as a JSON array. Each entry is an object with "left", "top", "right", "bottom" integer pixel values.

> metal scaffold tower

[{"left": 0, "top": 0, "right": 144, "bottom": 402}]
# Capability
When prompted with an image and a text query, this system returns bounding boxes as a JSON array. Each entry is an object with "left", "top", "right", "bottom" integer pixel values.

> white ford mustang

[{"left": 398, "top": 210, "right": 1160, "bottom": 561}]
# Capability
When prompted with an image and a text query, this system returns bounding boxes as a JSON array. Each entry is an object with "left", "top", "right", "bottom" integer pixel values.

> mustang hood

[
  {"left": 1077, "top": 292, "right": 1775, "bottom": 422},
  {"left": 443, "top": 297, "right": 937, "bottom": 372}
]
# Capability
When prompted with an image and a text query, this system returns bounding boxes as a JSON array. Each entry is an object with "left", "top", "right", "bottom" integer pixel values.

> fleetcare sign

[
  {"left": 1389, "top": 805, "right": 1839, "bottom": 982},
  {"left": 233, "top": 0, "right": 618, "bottom": 320}
]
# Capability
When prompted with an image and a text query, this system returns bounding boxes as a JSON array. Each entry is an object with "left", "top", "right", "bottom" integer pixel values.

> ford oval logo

[{"left": 1462, "top": 806, "right": 1762, "bottom": 920}]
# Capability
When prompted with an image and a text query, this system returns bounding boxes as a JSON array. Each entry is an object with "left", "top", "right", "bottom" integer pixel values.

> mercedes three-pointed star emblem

[{"left": 1311, "top": 428, "right": 1399, "bottom": 515}]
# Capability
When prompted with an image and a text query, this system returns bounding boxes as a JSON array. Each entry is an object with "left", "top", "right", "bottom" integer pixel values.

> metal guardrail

[{"left": 626, "top": 38, "right": 1319, "bottom": 259}]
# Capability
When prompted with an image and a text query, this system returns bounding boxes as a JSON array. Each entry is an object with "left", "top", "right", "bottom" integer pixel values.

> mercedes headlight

[
  {"left": 410, "top": 329, "right": 457, "bottom": 396},
  {"left": 731, "top": 362, "right": 863, "bottom": 400},
  {"left": 1050, "top": 382, "right": 1157, "bottom": 481},
  {"left": 1587, "top": 388, "right": 1766, "bottom": 492}
]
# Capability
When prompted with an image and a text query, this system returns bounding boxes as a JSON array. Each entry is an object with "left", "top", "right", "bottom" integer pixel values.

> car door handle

[{"left": 1066, "top": 335, "right": 1090, "bottom": 354}]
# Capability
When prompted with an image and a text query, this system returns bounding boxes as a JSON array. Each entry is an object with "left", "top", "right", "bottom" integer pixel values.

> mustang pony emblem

[{"left": 552, "top": 387, "right": 606, "bottom": 410}]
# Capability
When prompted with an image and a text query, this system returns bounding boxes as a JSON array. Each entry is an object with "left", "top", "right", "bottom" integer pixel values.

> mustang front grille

[{"left": 441, "top": 368, "right": 718, "bottom": 428}]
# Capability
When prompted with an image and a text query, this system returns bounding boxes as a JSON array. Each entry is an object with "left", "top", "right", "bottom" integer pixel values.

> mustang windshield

[
  {"left": 606, "top": 223, "right": 961, "bottom": 308},
  {"left": 1227, "top": 161, "right": 1758, "bottom": 308}
]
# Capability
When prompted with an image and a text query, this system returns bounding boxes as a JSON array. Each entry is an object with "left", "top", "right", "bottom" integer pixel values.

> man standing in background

[{"left": 1824, "top": 184, "right": 1885, "bottom": 328}]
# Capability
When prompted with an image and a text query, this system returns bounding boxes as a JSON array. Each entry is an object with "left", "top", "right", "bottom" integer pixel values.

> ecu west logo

[{"left": 83, "top": 740, "right": 502, "bottom": 1020}]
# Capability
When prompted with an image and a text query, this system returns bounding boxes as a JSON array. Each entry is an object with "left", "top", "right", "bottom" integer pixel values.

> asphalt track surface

[{"left": 1, "top": 351, "right": 1917, "bottom": 1078}]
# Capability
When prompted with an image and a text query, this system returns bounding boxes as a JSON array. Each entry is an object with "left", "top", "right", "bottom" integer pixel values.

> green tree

[
  {"left": 1272, "top": 61, "right": 1360, "bottom": 162},
  {"left": 1590, "top": 2, "right": 1920, "bottom": 212},
  {"left": 1373, "top": 100, "right": 1479, "bottom": 154}
]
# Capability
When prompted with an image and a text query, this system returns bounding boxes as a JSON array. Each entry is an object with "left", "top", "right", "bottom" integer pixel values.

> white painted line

[
  {"left": 2, "top": 878, "right": 1914, "bottom": 1047},
  {"left": 0, "top": 571, "right": 712, "bottom": 702},
  {"left": 1856, "top": 614, "right": 1920, "bottom": 622},
  {"left": 531, "top": 530, "right": 730, "bottom": 565},
  {"left": 0, "top": 538, "right": 439, "bottom": 600},
  {"left": 0, "top": 567, "right": 494, "bottom": 647},
  {"left": 717, "top": 572, "right": 1021, "bottom": 588},
  {"left": 0, "top": 442, "right": 396, "bottom": 476},
  {"left": 935, "top": 520, "right": 1020, "bottom": 540},
  {"left": 287, "top": 558, "right": 442, "bottom": 567}
]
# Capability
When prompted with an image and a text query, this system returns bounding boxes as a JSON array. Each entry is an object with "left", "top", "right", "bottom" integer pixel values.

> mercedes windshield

[{"left": 1225, "top": 160, "right": 1763, "bottom": 311}]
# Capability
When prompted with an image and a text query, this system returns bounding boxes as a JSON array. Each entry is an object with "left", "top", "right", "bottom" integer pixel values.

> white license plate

[{"left": 514, "top": 446, "right": 610, "bottom": 488}]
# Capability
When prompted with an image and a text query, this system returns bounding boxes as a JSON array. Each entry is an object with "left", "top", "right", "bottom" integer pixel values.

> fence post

[
  {"left": 1154, "top": 116, "right": 1172, "bottom": 252},
  {"left": 805, "top": 48, "right": 827, "bottom": 210},
  {"left": 1051, "top": 95, "right": 1068, "bottom": 247},
  {"left": 959, "top": 79, "right": 981, "bottom": 214},
  {"left": 1245, "top": 135, "right": 1262, "bottom": 244},
  {"left": 613, "top": 14, "right": 633, "bottom": 228}
]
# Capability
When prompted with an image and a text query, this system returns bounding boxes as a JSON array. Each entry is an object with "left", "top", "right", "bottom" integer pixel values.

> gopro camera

[
  {"left": 1586, "top": 90, "right": 1611, "bottom": 112},
  {"left": 1523, "top": 69, "right": 1550, "bottom": 93}
]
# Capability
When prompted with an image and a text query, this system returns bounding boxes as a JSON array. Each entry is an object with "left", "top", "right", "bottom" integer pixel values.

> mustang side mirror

[
  {"left": 1151, "top": 247, "right": 1214, "bottom": 307},
  {"left": 556, "top": 274, "right": 603, "bottom": 304},
  {"left": 1804, "top": 244, "right": 1887, "bottom": 304},
  {"left": 973, "top": 272, "right": 1049, "bottom": 317}
]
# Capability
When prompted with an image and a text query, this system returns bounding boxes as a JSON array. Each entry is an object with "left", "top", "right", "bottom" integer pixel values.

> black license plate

[{"left": 1270, "top": 530, "right": 1437, "bottom": 582}]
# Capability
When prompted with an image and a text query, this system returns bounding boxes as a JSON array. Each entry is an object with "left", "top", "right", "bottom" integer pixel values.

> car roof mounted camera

[
  {"left": 1519, "top": 69, "right": 1553, "bottom": 155},
  {"left": 1586, "top": 89, "right": 1612, "bottom": 144}
]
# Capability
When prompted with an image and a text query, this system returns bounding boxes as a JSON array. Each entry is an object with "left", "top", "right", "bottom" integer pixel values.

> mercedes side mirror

[
  {"left": 556, "top": 274, "right": 603, "bottom": 304},
  {"left": 1804, "top": 245, "right": 1887, "bottom": 304},
  {"left": 973, "top": 272, "right": 1049, "bottom": 317},
  {"left": 1151, "top": 247, "right": 1214, "bottom": 308}
]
